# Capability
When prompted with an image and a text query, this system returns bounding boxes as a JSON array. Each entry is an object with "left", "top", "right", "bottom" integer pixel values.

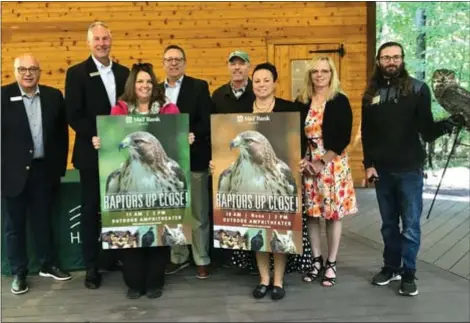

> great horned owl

[
  {"left": 161, "top": 224, "right": 188, "bottom": 247},
  {"left": 270, "top": 230, "right": 296, "bottom": 254},
  {"left": 431, "top": 69, "right": 470, "bottom": 131}
]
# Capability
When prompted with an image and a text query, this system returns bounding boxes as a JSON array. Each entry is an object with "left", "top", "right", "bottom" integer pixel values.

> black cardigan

[
  {"left": 297, "top": 92, "right": 353, "bottom": 156},
  {"left": 272, "top": 97, "right": 297, "bottom": 113}
]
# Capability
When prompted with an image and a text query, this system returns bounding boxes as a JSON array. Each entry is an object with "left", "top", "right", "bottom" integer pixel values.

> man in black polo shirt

[{"left": 211, "top": 50, "right": 254, "bottom": 114}]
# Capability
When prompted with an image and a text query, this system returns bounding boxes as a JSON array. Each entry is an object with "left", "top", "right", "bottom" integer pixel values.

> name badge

[
  {"left": 371, "top": 95, "right": 380, "bottom": 105},
  {"left": 89, "top": 71, "right": 100, "bottom": 77},
  {"left": 10, "top": 96, "right": 22, "bottom": 102}
]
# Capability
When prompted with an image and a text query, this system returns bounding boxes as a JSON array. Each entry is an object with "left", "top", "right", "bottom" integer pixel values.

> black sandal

[
  {"left": 322, "top": 260, "right": 337, "bottom": 287},
  {"left": 303, "top": 255, "right": 324, "bottom": 283}
]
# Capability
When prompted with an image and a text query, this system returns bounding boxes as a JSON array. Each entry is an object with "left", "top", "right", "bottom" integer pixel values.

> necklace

[{"left": 254, "top": 97, "right": 275, "bottom": 113}]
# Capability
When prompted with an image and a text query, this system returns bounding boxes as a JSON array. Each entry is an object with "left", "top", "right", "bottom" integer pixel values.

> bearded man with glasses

[{"left": 361, "top": 42, "right": 463, "bottom": 297}]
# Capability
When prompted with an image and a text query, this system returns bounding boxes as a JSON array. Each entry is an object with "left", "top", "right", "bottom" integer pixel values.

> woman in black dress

[{"left": 223, "top": 63, "right": 314, "bottom": 300}]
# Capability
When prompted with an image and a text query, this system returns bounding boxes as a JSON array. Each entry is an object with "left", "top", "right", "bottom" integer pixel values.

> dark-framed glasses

[
  {"left": 379, "top": 55, "right": 403, "bottom": 62},
  {"left": 163, "top": 57, "right": 184, "bottom": 64},
  {"left": 17, "top": 66, "right": 40, "bottom": 74}
]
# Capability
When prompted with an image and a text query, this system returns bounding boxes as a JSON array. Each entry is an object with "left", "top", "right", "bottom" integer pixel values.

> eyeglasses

[
  {"left": 163, "top": 57, "right": 185, "bottom": 64},
  {"left": 379, "top": 55, "right": 403, "bottom": 62},
  {"left": 17, "top": 66, "right": 40, "bottom": 74},
  {"left": 132, "top": 62, "right": 153, "bottom": 69},
  {"left": 311, "top": 69, "right": 331, "bottom": 75}
]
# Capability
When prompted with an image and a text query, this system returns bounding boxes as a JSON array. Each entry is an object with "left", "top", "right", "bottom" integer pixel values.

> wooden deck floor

[
  {"left": 344, "top": 188, "right": 470, "bottom": 279},
  {"left": 1, "top": 188, "right": 469, "bottom": 322}
]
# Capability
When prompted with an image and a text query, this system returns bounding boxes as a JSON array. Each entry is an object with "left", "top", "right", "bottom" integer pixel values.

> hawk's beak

[
  {"left": 230, "top": 136, "right": 241, "bottom": 150},
  {"left": 119, "top": 137, "right": 130, "bottom": 151}
]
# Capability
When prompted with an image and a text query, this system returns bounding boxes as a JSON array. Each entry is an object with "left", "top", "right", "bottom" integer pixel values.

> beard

[{"left": 379, "top": 62, "right": 405, "bottom": 78}]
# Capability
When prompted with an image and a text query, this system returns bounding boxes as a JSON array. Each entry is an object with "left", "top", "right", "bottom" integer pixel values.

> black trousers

[
  {"left": 78, "top": 168, "right": 117, "bottom": 270},
  {"left": 4, "top": 160, "right": 55, "bottom": 276},
  {"left": 121, "top": 247, "right": 169, "bottom": 291},
  {"left": 78, "top": 168, "right": 100, "bottom": 269}
]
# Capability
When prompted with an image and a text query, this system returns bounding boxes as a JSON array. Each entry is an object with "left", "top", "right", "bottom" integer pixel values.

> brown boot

[{"left": 196, "top": 265, "right": 210, "bottom": 279}]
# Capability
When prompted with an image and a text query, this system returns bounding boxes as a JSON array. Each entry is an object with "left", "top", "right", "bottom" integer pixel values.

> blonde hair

[
  {"left": 87, "top": 21, "right": 111, "bottom": 42},
  {"left": 297, "top": 56, "right": 342, "bottom": 104}
]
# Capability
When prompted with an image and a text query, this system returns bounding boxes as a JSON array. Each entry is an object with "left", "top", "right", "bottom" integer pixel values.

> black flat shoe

[
  {"left": 252, "top": 284, "right": 270, "bottom": 299},
  {"left": 271, "top": 286, "right": 285, "bottom": 300},
  {"left": 84, "top": 268, "right": 102, "bottom": 289},
  {"left": 126, "top": 288, "right": 143, "bottom": 299},
  {"left": 147, "top": 289, "right": 163, "bottom": 299}
]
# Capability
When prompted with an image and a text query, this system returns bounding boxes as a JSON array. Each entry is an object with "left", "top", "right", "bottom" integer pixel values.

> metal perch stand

[{"left": 426, "top": 125, "right": 467, "bottom": 219}]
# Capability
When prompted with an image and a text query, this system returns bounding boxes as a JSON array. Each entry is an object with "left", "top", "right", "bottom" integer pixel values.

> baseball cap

[{"left": 228, "top": 50, "right": 250, "bottom": 63}]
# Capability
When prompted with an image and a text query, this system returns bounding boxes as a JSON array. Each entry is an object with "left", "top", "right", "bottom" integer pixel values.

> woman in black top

[{"left": 214, "top": 63, "right": 314, "bottom": 300}]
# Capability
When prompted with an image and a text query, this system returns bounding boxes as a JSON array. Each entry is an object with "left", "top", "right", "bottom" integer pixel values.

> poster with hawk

[
  {"left": 211, "top": 112, "right": 302, "bottom": 254},
  {"left": 97, "top": 114, "right": 192, "bottom": 250}
]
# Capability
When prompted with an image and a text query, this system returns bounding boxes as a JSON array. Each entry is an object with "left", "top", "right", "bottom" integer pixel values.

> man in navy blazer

[
  {"left": 65, "top": 21, "right": 129, "bottom": 289},
  {"left": 1, "top": 54, "right": 71, "bottom": 295}
]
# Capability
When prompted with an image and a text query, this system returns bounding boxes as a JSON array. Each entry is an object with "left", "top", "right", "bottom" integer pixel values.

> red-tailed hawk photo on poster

[{"left": 211, "top": 112, "right": 302, "bottom": 254}]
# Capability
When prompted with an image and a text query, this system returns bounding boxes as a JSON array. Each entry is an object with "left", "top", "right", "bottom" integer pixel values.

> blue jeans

[{"left": 374, "top": 169, "right": 423, "bottom": 272}]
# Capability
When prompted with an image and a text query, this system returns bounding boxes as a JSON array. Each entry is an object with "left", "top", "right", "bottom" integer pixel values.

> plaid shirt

[{"left": 230, "top": 80, "right": 248, "bottom": 99}]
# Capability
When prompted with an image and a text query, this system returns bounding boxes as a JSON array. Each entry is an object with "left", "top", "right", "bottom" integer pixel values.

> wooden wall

[{"left": 1, "top": 1, "right": 371, "bottom": 186}]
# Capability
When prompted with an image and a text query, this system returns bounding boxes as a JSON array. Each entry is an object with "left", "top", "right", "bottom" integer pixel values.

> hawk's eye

[
  {"left": 245, "top": 138, "right": 253, "bottom": 143},
  {"left": 134, "top": 139, "right": 145, "bottom": 144}
]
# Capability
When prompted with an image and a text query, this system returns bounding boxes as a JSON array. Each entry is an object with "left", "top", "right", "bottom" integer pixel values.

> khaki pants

[{"left": 170, "top": 171, "right": 211, "bottom": 266}]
